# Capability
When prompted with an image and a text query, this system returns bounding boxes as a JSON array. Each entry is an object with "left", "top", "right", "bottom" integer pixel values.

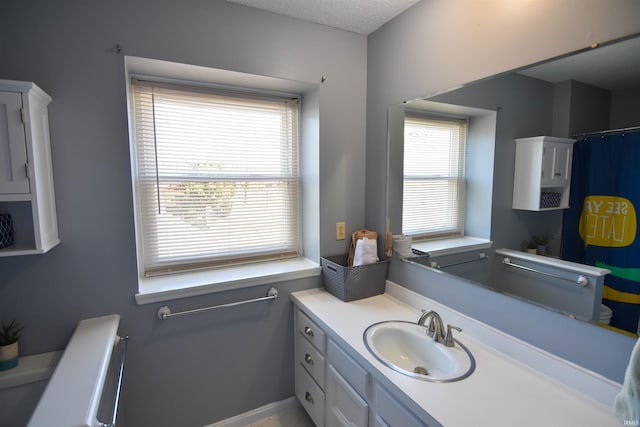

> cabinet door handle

[
  {"left": 304, "top": 353, "right": 314, "bottom": 366},
  {"left": 305, "top": 391, "right": 314, "bottom": 404},
  {"left": 304, "top": 326, "right": 314, "bottom": 337}
]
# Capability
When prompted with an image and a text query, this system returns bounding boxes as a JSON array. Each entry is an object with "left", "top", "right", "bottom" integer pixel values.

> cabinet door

[
  {"left": 0, "top": 92, "right": 29, "bottom": 194},
  {"left": 325, "top": 365, "right": 368, "bottom": 427},
  {"left": 541, "top": 142, "right": 571, "bottom": 186},
  {"left": 376, "top": 384, "right": 429, "bottom": 427},
  {"left": 373, "top": 415, "right": 390, "bottom": 427},
  {"left": 552, "top": 143, "right": 571, "bottom": 184},
  {"left": 540, "top": 144, "right": 555, "bottom": 186}
]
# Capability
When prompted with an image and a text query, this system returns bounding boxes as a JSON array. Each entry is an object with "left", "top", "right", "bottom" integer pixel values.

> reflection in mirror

[{"left": 386, "top": 35, "right": 640, "bottom": 336}]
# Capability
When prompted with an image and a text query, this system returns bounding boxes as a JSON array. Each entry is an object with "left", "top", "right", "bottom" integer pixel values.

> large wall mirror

[{"left": 387, "top": 34, "right": 640, "bottom": 336}]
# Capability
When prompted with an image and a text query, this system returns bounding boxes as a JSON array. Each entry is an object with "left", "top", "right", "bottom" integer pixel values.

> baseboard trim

[{"left": 204, "top": 396, "right": 302, "bottom": 427}]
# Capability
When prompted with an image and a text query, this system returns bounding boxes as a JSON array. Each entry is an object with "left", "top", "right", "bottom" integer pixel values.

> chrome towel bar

[
  {"left": 502, "top": 258, "right": 589, "bottom": 287},
  {"left": 157, "top": 287, "right": 279, "bottom": 320},
  {"left": 430, "top": 253, "right": 488, "bottom": 269},
  {"left": 100, "top": 335, "right": 129, "bottom": 427}
]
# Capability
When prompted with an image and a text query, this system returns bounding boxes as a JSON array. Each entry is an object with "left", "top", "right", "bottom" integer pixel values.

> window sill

[
  {"left": 411, "top": 236, "right": 493, "bottom": 257},
  {"left": 135, "top": 257, "right": 321, "bottom": 305}
]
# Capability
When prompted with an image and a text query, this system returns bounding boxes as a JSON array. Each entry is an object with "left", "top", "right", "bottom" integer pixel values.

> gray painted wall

[
  {"left": 366, "top": 0, "right": 640, "bottom": 383},
  {"left": 432, "top": 73, "right": 560, "bottom": 254},
  {"left": 611, "top": 86, "right": 640, "bottom": 129},
  {"left": 556, "top": 81, "right": 640, "bottom": 134},
  {"left": 569, "top": 80, "right": 612, "bottom": 135},
  {"left": 0, "top": 1, "right": 365, "bottom": 426}
]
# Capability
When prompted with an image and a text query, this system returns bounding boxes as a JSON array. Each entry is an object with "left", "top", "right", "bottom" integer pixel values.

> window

[
  {"left": 402, "top": 114, "right": 467, "bottom": 239},
  {"left": 129, "top": 80, "right": 300, "bottom": 277}
]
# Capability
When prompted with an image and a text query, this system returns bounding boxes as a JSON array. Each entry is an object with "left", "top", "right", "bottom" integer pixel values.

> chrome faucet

[{"left": 417, "top": 309, "right": 462, "bottom": 347}]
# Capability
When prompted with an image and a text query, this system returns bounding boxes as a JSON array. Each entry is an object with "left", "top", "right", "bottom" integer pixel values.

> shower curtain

[{"left": 562, "top": 130, "right": 640, "bottom": 334}]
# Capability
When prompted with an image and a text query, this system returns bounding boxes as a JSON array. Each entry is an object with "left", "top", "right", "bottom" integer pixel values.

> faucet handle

[
  {"left": 427, "top": 320, "right": 436, "bottom": 338},
  {"left": 417, "top": 308, "right": 427, "bottom": 324},
  {"left": 445, "top": 324, "right": 462, "bottom": 347},
  {"left": 418, "top": 309, "right": 434, "bottom": 336}
]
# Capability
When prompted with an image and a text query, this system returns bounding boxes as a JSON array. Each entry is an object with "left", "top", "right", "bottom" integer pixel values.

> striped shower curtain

[{"left": 562, "top": 130, "right": 640, "bottom": 334}]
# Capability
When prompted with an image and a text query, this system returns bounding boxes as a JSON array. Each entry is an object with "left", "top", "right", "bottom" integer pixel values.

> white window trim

[
  {"left": 125, "top": 56, "right": 321, "bottom": 304},
  {"left": 412, "top": 236, "right": 492, "bottom": 258},
  {"left": 391, "top": 100, "right": 496, "bottom": 256},
  {"left": 135, "top": 257, "right": 320, "bottom": 305}
]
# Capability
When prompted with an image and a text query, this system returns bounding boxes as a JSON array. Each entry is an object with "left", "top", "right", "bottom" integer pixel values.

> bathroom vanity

[
  {"left": 295, "top": 305, "right": 428, "bottom": 426},
  {"left": 292, "top": 282, "right": 621, "bottom": 426}
]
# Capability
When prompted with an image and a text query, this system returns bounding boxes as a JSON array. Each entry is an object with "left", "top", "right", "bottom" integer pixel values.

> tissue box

[{"left": 321, "top": 255, "right": 389, "bottom": 302}]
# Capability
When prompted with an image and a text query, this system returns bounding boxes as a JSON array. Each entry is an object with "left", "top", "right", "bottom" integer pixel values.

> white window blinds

[
  {"left": 402, "top": 114, "right": 467, "bottom": 239},
  {"left": 130, "top": 80, "right": 300, "bottom": 276}
]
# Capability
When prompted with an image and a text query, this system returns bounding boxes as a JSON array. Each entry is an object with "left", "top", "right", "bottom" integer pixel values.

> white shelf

[{"left": 0, "top": 351, "right": 61, "bottom": 390}]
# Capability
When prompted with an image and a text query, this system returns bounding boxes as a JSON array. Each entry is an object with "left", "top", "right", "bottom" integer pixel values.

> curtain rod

[{"left": 571, "top": 126, "right": 640, "bottom": 139}]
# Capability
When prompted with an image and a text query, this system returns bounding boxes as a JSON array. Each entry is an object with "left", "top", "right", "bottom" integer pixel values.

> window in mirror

[{"left": 402, "top": 114, "right": 467, "bottom": 239}]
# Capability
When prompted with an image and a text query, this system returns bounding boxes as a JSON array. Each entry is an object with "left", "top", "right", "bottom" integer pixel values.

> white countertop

[{"left": 291, "top": 281, "right": 621, "bottom": 427}]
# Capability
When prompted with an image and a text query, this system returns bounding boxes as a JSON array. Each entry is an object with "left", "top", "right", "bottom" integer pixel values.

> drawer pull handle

[
  {"left": 304, "top": 326, "right": 314, "bottom": 337},
  {"left": 304, "top": 353, "right": 314, "bottom": 365},
  {"left": 305, "top": 391, "right": 314, "bottom": 404}
]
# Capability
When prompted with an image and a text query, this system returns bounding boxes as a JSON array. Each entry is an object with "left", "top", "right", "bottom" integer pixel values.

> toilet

[
  {"left": 599, "top": 304, "right": 613, "bottom": 325},
  {"left": 0, "top": 351, "right": 61, "bottom": 427}
]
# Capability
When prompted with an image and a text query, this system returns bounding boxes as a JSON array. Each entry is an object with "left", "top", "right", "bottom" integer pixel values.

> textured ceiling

[{"left": 226, "top": 0, "right": 420, "bottom": 34}]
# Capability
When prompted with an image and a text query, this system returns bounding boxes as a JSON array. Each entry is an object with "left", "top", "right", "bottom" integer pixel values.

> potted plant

[
  {"left": 525, "top": 239, "right": 538, "bottom": 254},
  {"left": 0, "top": 319, "right": 23, "bottom": 371},
  {"left": 530, "top": 234, "right": 554, "bottom": 256}
]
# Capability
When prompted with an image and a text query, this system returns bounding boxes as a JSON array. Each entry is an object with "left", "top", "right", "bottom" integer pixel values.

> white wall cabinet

[
  {"left": 0, "top": 79, "right": 59, "bottom": 256},
  {"left": 294, "top": 307, "right": 432, "bottom": 427},
  {"left": 512, "top": 136, "right": 576, "bottom": 211}
]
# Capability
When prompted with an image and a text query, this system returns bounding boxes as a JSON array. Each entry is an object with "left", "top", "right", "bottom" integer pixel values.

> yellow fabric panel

[
  {"left": 596, "top": 321, "right": 638, "bottom": 338},
  {"left": 603, "top": 285, "right": 640, "bottom": 304}
]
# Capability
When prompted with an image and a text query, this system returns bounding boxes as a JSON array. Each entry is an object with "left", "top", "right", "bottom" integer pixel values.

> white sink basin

[{"left": 363, "top": 320, "right": 475, "bottom": 382}]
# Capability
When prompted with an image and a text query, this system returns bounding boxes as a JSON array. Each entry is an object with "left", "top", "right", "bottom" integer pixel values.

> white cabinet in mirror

[{"left": 512, "top": 136, "right": 576, "bottom": 211}]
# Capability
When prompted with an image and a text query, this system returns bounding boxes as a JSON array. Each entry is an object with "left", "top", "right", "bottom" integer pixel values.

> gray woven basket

[{"left": 321, "top": 255, "right": 389, "bottom": 302}]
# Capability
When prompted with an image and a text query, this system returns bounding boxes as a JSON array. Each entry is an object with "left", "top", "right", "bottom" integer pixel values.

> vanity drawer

[
  {"left": 296, "top": 364, "right": 325, "bottom": 427},
  {"left": 297, "top": 310, "right": 326, "bottom": 353},
  {"left": 327, "top": 338, "right": 368, "bottom": 399},
  {"left": 297, "top": 332, "right": 326, "bottom": 389}
]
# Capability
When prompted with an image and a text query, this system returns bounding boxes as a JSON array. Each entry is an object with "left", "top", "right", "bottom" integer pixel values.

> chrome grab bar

[
  {"left": 157, "top": 287, "right": 279, "bottom": 320},
  {"left": 99, "top": 335, "right": 129, "bottom": 427},
  {"left": 502, "top": 257, "right": 589, "bottom": 287},
  {"left": 430, "top": 253, "right": 488, "bottom": 269}
]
